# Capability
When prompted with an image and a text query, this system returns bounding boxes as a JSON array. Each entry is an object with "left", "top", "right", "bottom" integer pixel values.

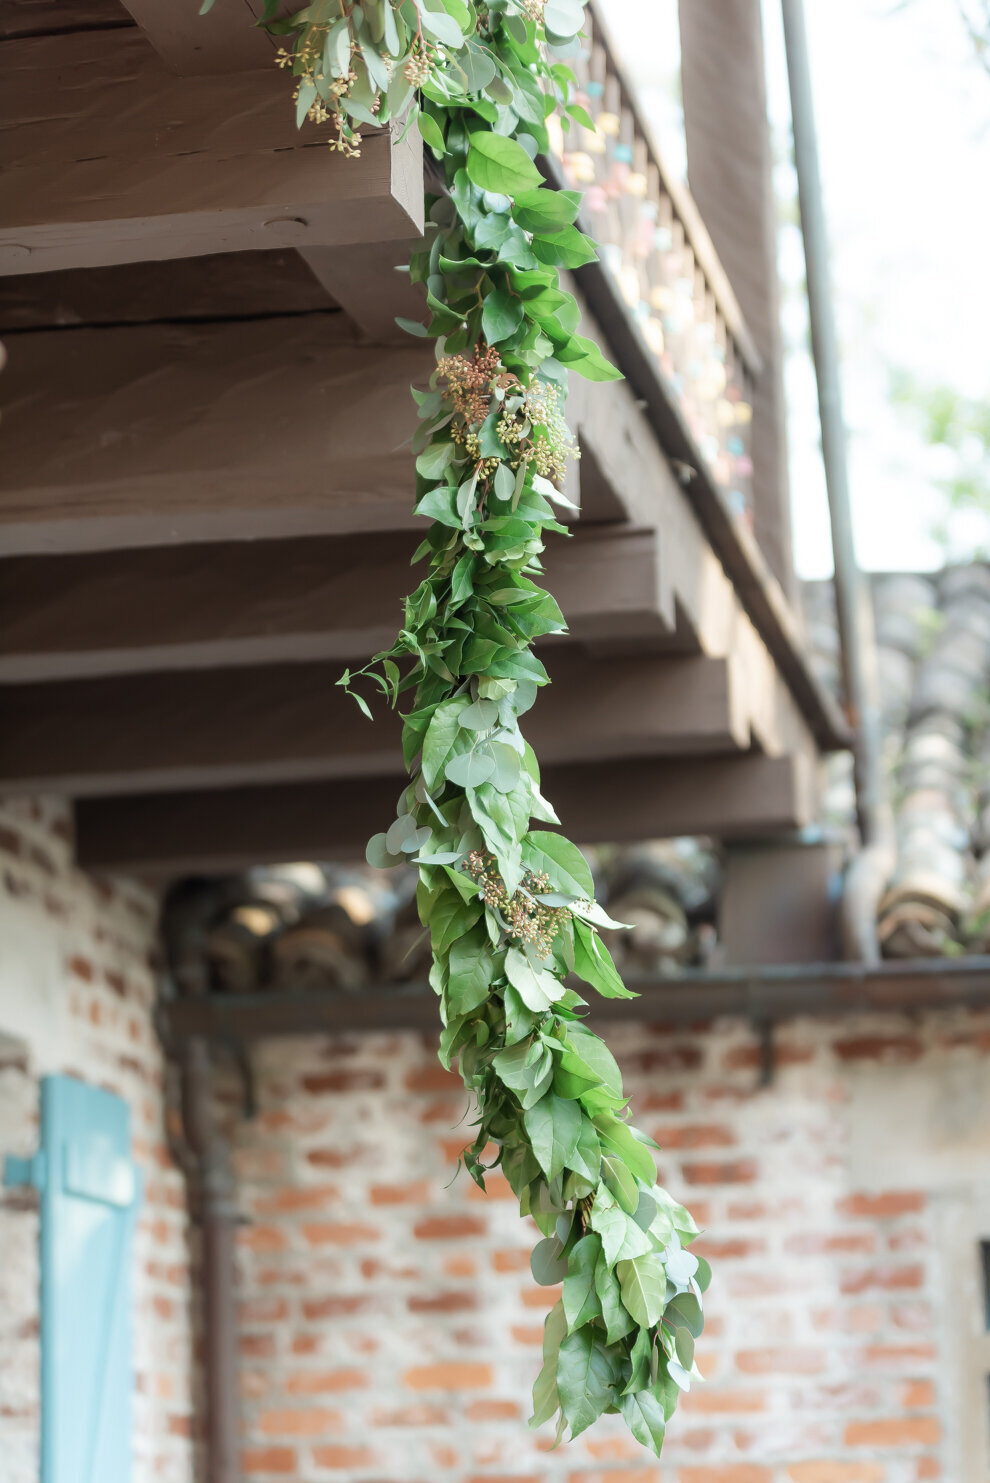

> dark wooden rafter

[
  {"left": 0, "top": 526, "right": 672, "bottom": 682},
  {"left": 75, "top": 753, "right": 817, "bottom": 874},
  {"left": 0, "top": 29, "right": 424, "bottom": 276},
  {"left": 0, "top": 652, "right": 751, "bottom": 797}
]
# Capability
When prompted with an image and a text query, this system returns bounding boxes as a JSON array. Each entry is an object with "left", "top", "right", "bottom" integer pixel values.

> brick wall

[
  {"left": 3, "top": 793, "right": 990, "bottom": 1483},
  {"left": 0, "top": 796, "right": 196, "bottom": 1483},
  {"left": 226, "top": 1009, "right": 990, "bottom": 1483}
]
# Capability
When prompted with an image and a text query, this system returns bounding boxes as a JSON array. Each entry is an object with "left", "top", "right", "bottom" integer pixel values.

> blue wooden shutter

[{"left": 5, "top": 1075, "right": 140, "bottom": 1483}]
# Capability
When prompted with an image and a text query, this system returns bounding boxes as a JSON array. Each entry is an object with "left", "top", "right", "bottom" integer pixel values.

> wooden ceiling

[{"left": 0, "top": 0, "right": 837, "bottom": 873}]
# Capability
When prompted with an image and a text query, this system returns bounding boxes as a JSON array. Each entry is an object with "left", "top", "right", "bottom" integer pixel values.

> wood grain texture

[
  {"left": 121, "top": 0, "right": 276, "bottom": 73},
  {"left": 0, "top": 652, "right": 745, "bottom": 795},
  {"left": 75, "top": 754, "right": 817, "bottom": 873},
  {"left": 0, "top": 250, "right": 337, "bottom": 330},
  {"left": 0, "top": 525, "right": 671, "bottom": 681},
  {"left": 0, "top": 318, "right": 430, "bottom": 553},
  {"left": 0, "top": 29, "right": 424, "bottom": 273}
]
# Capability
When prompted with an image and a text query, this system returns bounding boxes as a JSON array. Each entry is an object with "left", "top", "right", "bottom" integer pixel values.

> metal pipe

[
  {"left": 165, "top": 886, "right": 241, "bottom": 1483},
  {"left": 780, "top": 0, "right": 895, "bottom": 957}
]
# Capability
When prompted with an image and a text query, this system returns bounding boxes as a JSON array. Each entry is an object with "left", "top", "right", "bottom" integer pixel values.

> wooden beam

[
  {"left": 158, "top": 958, "right": 990, "bottom": 1041},
  {"left": 0, "top": 318, "right": 429, "bottom": 555},
  {"left": 0, "top": 652, "right": 745, "bottom": 796},
  {"left": 0, "top": 30, "right": 424, "bottom": 276},
  {"left": 301, "top": 241, "right": 427, "bottom": 344},
  {"left": 75, "top": 753, "right": 817, "bottom": 873},
  {"left": 0, "top": 250, "right": 337, "bottom": 331},
  {"left": 0, "top": 526, "right": 671, "bottom": 682},
  {"left": 120, "top": 0, "right": 276, "bottom": 74}
]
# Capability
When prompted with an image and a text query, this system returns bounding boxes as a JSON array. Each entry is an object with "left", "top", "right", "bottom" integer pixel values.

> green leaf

[
  {"left": 544, "top": 0, "right": 586, "bottom": 38},
  {"left": 556, "top": 331, "right": 623, "bottom": 382},
  {"left": 618, "top": 1388, "right": 666, "bottom": 1457},
  {"left": 422, "top": 697, "right": 471, "bottom": 789},
  {"left": 429, "top": 893, "right": 481, "bottom": 955},
  {"left": 482, "top": 287, "right": 525, "bottom": 344},
  {"left": 513, "top": 187, "right": 582, "bottom": 233},
  {"left": 417, "top": 110, "right": 446, "bottom": 154},
  {"left": 562, "top": 1233, "right": 603, "bottom": 1332},
  {"left": 602, "top": 1152, "right": 639, "bottom": 1213},
  {"left": 492, "top": 1037, "right": 554, "bottom": 1108},
  {"left": 416, "top": 440, "right": 457, "bottom": 479},
  {"left": 589, "top": 1188, "right": 652, "bottom": 1267},
  {"left": 572, "top": 920, "right": 637, "bottom": 1000},
  {"left": 505, "top": 945, "right": 566, "bottom": 1012},
  {"left": 524, "top": 1094, "right": 582, "bottom": 1180},
  {"left": 447, "top": 924, "right": 496, "bottom": 1017},
  {"left": 365, "top": 832, "right": 403, "bottom": 869},
  {"left": 531, "top": 1236, "right": 570, "bottom": 1287},
  {"left": 530, "top": 1300, "right": 566, "bottom": 1427},
  {"left": 521, "top": 831, "right": 594, "bottom": 898},
  {"left": 445, "top": 748, "right": 496, "bottom": 787},
  {"left": 531, "top": 225, "right": 598, "bottom": 269},
  {"left": 594, "top": 1248, "right": 636, "bottom": 1345},
  {"left": 555, "top": 1328, "right": 615, "bottom": 1440},
  {"left": 458, "top": 698, "right": 499, "bottom": 730},
  {"left": 467, "top": 131, "right": 542, "bottom": 196},
  {"left": 596, "top": 1116, "right": 658, "bottom": 1187},
  {"left": 616, "top": 1253, "right": 667, "bottom": 1329},
  {"left": 664, "top": 1290, "right": 704, "bottom": 1339},
  {"left": 493, "top": 461, "right": 516, "bottom": 500},
  {"left": 418, "top": 5, "right": 465, "bottom": 46}
]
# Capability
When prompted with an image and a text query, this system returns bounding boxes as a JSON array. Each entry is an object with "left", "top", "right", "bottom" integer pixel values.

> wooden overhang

[{"left": 0, "top": 0, "right": 846, "bottom": 873}]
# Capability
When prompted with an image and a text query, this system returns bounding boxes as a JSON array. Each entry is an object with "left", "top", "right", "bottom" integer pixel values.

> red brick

[
  {"left": 838, "top": 1191, "right": 925, "bottom": 1219},
  {"left": 468, "top": 1476, "right": 542, "bottom": 1483},
  {"left": 736, "top": 1348, "right": 825, "bottom": 1376},
  {"left": 621, "top": 1045, "right": 703, "bottom": 1073},
  {"left": 237, "top": 1225, "right": 288, "bottom": 1253},
  {"left": 693, "top": 1237, "right": 765, "bottom": 1260},
  {"left": 305, "top": 1148, "right": 358, "bottom": 1169},
  {"left": 788, "top": 1467, "right": 884, "bottom": 1482},
  {"left": 68, "top": 955, "right": 94, "bottom": 982},
  {"left": 371, "top": 1404, "right": 447, "bottom": 1426},
  {"left": 465, "top": 1399, "right": 521, "bottom": 1421},
  {"left": 651, "top": 1123, "right": 736, "bottom": 1149},
  {"left": 568, "top": 1472, "right": 654, "bottom": 1483},
  {"left": 285, "top": 1369, "right": 369, "bottom": 1394},
  {"left": 407, "top": 1290, "right": 477, "bottom": 1313},
  {"left": 833, "top": 1034, "right": 922, "bottom": 1062},
  {"left": 370, "top": 1181, "right": 431, "bottom": 1205},
  {"left": 301, "top": 1222, "right": 380, "bottom": 1246},
  {"left": 844, "top": 1417, "right": 940, "bottom": 1446},
  {"left": 405, "top": 1065, "right": 460, "bottom": 1092},
  {"left": 902, "top": 1379, "right": 936, "bottom": 1407},
  {"left": 680, "top": 1390, "right": 768, "bottom": 1415},
  {"left": 862, "top": 1344, "right": 937, "bottom": 1367},
  {"left": 840, "top": 1266, "right": 924, "bottom": 1295},
  {"left": 301, "top": 1070, "right": 385, "bottom": 1094},
  {"left": 493, "top": 1249, "right": 529, "bottom": 1272},
  {"left": 511, "top": 1324, "right": 544, "bottom": 1345},
  {"left": 302, "top": 1295, "right": 370, "bottom": 1320},
  {"left": 311, "top": 1446, "right": 376, "bottom": 1469},
  {"left": 413, "top": 1214, "right": 485, "bottom": 1240},
  {"left": 258, "top": 1408, "right": 342, "bottom": 1436},
  {"left": 521, "top": 1283, "right": 561, "bottom": 1309},
  {"left": 639, "top": 1089, "right": 684, "bottom": 1112},
  {"left": 679, "top": 1468, "right": 773, "bottom": 1483},
  {"left": 723, "top": 1043, "right": 814, "bottom": 1070},
  {"left": 254, "top": 1186, "right": 338, "bottom": 1214},
  {"left": 242, "top": 1448, "right": 297, "bottom": 1474},
  {"left": 786, "top": 1232, "right": 876, "bottom": 1256},
  {"left": 404, "top": 1363, "right": 492, "bottom": 1391},
  {"left": 915, "top": 1461, "right": 941, "bottom": 1479},
  {"left": 682, "top": 1159, "right": 757, "bottom": 1186},
  {"left": 467, "top": 1172, "right": 514, "bottom": 1201}
]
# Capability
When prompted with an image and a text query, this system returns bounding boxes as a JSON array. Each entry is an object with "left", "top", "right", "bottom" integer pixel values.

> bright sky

[{"left": 598, "top": 0, "right": 990, "bottom": 576}]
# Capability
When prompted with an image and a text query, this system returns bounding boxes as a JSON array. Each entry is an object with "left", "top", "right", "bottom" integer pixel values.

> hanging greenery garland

[{"left": 230, "top": 0, "right": 710, "bottom": 1454}]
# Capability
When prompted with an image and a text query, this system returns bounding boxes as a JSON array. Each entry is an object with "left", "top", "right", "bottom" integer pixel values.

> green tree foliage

[{"left": 236, "top": 0, "right": 709, "bottom": 1453}]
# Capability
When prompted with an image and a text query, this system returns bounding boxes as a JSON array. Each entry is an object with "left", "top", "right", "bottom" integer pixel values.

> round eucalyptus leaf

[
  {"left": 458, "top": 698, "right": 500, "bottom": 731},
  {"left": 445, "top": 749, "right": 496, "bottom": 787},
  {"left": 531, "top": 1237, "right": 570, "bottom": 1286},
  {"left": 366, "top": 832, "right": 403, "bottom": 869}
]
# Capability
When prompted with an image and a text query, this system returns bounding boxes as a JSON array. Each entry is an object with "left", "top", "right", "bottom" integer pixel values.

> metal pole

[{"left": 779, "top": 0, "right": 887, "bottom": 850}]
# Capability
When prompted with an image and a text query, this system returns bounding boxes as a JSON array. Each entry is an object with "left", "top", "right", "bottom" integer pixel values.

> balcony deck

[{"left": 0, "top": 0, "right": 846, "bottom": 870}]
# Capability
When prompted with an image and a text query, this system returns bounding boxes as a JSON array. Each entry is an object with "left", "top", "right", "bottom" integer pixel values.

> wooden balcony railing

[{"left": 547, "top": 2, "right": 761, "bottom": 524}]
